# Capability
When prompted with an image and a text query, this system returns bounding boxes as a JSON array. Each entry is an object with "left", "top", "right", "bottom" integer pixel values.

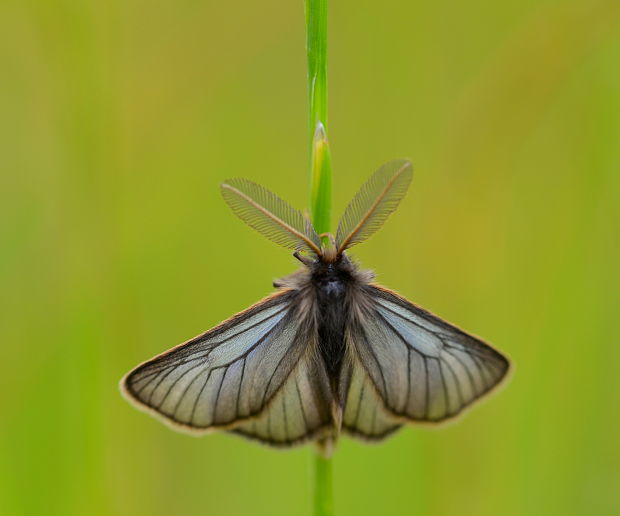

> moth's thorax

[{"left": 311, "top": 260, "right": 352, "bottom": 298}]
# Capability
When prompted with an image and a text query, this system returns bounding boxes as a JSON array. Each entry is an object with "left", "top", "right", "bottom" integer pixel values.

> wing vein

[
  {"left": 212, "top": 365, "right": 228, "bottom": 423},
  {"left": 282, "top": 395, "right": 289, "bottom": 441},
  {"left": 442, "top": 348, "right": 478, "bottom": 396},
  {"left": 153, "top": 357, "right": 209, "bottom": 408},
  {"left": 360, "top": 326, "right": 390, "bottom": 403},
  {"left": 295, "top": 377, "right": 309, "bottom": 430},
  {"left": 190, "top": 368, "right": 215, "bottom": 424},
  {"left": 423, "top": 357, "right": 430, "bottom": 419},
  {"left": 442, "top": 356, "right": 464, "bottom": 407},
  {"left": 405, "top": 347, "right": 412, "bottom": 414},
  {"left": 436, "top": 358, "right": 450, "bottom": 416},
  {"left": 235, "top": 357, "right": 247, "bottom": 417},
  {"left": 355, "top": 383, "right": 365, "bottom": 427}
]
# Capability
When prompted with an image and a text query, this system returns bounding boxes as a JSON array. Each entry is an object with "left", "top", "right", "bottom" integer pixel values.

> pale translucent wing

[
  {"left": 341, "top": 352, "right": 403, "bottom": 440},
  {"left": 231, "top": 352, "right": 334, "bottom": 447},
  {"left": 121, "top": 290, "right": 312, "bottom": 433},
  {"left": 350, "top": 285, "right": 509, "bottom": 422},
  {"left": 221, "top": 178, "right": 322, "bottom": 255},
  {"left": 335, "top": 159, "right": 413, "bottom": 252}
]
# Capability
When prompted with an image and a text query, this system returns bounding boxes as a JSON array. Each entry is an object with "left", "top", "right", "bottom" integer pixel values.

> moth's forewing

[
  {"left": 343, "top": 283, "right": 509, "bottom": 429},
  {"left": 121, "top": 289, "right": 329, "bottom": 442}
]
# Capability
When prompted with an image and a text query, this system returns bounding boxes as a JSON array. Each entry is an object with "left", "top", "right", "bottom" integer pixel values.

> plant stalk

[
  {"left": 307, "top": 0, "right": 331, "bottom": 238},
  {"left": 312, "top": 451, "right": 334, "bottom": 516},
  {"left": 306, "top": 0, "right": 334, "bottom": 515}
]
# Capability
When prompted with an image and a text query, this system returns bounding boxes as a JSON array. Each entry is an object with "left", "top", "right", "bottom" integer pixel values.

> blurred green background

[{"left": 2, "top": 0, "right": 619, "bottom": 515}]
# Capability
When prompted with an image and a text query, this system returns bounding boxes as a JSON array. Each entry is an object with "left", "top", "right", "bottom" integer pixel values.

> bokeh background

[{"left": 2, "top": 0, "right": 619, "bottom": 515}]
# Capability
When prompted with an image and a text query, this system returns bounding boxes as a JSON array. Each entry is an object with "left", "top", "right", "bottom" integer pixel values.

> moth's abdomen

[{"left": 312, "top": 263, "right": 352, "bottom": 380}]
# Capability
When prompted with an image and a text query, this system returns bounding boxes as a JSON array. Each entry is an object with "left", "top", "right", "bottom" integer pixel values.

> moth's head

[
  {"left": 319, "top": 232, "right": 339, "bottom": 264},
  {"left": 321, "top": 246, "right": 338, "bottom": 264},
  {"left": 293, "top": 231, "right": 342, "bottom": 267},
  {"left": 293, "top": 242, "right": 350, "bottom": 272}
]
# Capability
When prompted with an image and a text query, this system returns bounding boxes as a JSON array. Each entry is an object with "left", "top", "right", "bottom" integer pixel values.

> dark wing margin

[
  {"left": 335, "top": 159, "right": 412, "bottom": 254},
  {"left": 347, "top": 284, "right": 510, "bottom": 424},
  {"left": 221, "top": 178, "right": 322, "bottom": 255},
  {"left": 121, "top": 289, "right": 331, "bottom": 443}
]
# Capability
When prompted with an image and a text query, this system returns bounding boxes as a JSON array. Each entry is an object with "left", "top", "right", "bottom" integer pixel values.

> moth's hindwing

[{"left": 341, "top": 349, "right": 403, "bottom": 440}]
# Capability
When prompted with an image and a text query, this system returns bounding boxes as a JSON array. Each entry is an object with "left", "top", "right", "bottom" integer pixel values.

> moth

[{"left": 121, "top": 159, "right": 510, "bottom": 454}]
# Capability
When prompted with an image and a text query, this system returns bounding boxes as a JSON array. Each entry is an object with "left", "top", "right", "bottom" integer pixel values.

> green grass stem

[
  {"left": 305, "top": 0, "right": 334, "bottom": 515},
  {"left": 312, "top": 452, "right": 334, "bottom": 516},
  {"left": 310, "top": 122, "right": 332, "bottom": 238},
  {"left": 306, "top": 0, "right": 332, "bottom": 238}
]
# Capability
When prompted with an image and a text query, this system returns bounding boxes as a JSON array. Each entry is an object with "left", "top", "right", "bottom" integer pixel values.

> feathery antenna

[
  {"left": 221, "top": 179, "right": 322, "bottom": 256},
  {"left": 335, "top": 160, "right": 413, "bottom": 254}
]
